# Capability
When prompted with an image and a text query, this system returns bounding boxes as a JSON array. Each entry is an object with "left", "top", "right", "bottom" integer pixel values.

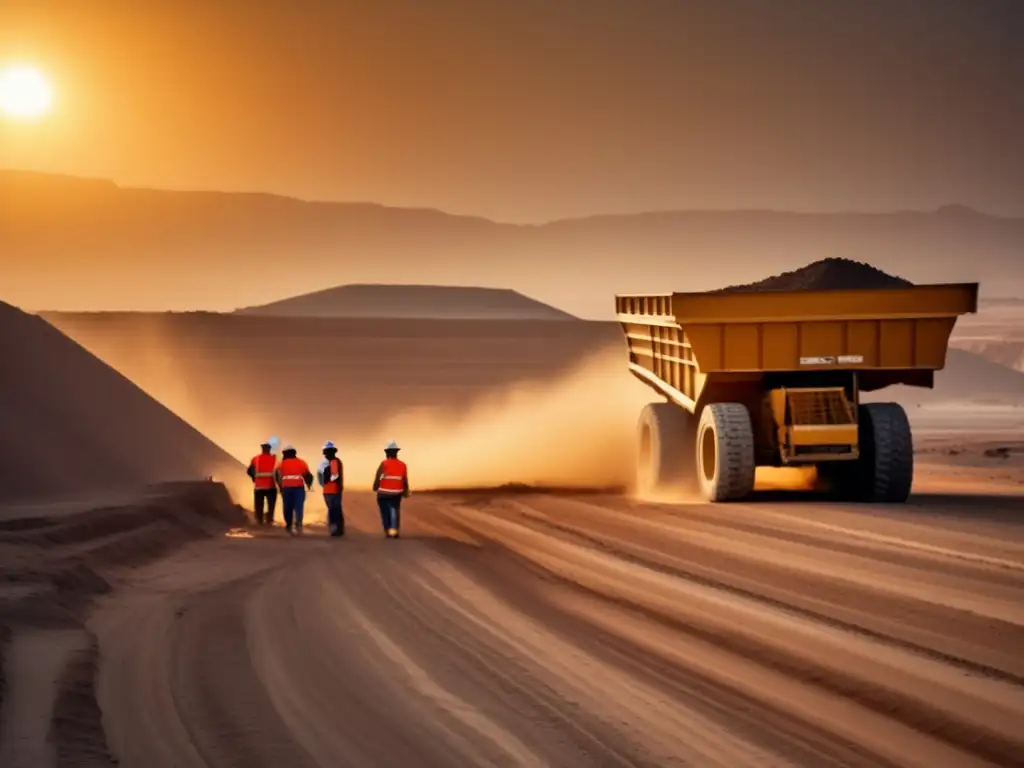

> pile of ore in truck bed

[{"left": 719, "top": 257, "right": 913, "bottom": 292}]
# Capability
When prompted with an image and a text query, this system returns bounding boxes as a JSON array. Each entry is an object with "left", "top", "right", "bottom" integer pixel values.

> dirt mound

[
  {"left": 721, "top": 258, "right": 913, "bottom": 292},
  {"left": 0, "top": 301, "right": 241, "bottom": 503},
  {"left": 234, "top": 284, "right": 578, "bottom": 320}
]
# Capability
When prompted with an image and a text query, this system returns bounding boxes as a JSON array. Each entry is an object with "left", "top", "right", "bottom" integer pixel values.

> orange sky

[{"left": 2, "top": 0, "right": 1023, "bottom": 222}]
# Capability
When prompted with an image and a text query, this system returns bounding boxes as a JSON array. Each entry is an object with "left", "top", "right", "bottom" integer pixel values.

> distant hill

[
  {"left": 234, "top": 284, "right": 578, "bottom": 320},
  {"left": 3, "top": 170, "right": 1023, "bottom": 318},
  {"left": 952, "top": 340, "right": 1024, "bottom": 373},
  {"left": 869, "top": 348, "right": 1024, "bottom": 407}
]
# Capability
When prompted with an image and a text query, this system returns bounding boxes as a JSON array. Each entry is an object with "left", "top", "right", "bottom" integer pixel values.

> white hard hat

[
  {"left": 282, "top": 444, "right": 295, "bottom": 452},
  {"left": 385, "top": 440, "right": 400, "bottom": 451},
  {"left": 322, "top": 440, "right": 336, "bottom": 450}
]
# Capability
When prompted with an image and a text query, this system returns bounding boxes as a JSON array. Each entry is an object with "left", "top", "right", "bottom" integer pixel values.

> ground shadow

[{"left": 748, "top": 488, "right": 1024, "bottom": 524}]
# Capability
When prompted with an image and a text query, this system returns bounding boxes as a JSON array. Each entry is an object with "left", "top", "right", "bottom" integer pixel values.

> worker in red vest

[
  {"left": 372, "top": 440, "right": 409, "bottom": 538},
  {"left": 246, "top": 439, "right": 278, "bottom": 526},
  {"left": 318, "top": 440, "right": 345, "bottom": 537},
  {"left": 275, "top": 444, "right": 313, "bottom": 536}
]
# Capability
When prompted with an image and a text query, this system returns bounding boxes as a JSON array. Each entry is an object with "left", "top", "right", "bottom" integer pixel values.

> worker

[
  {"left": 372, "top": 440, "right": 409, "bottom": 538},
  {"left": 246, "top": 439, "right": 278, "bottom": 526},
  {"left": 318, "top": 440, "right": 345, "bottom": 537},
  {"left": 275, "top": 444, "right": 313, "bottom": 536}
]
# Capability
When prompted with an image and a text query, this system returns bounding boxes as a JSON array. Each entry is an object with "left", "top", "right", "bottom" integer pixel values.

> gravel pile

[{"left": 720, "top": 258, "right": 913, "bottom": 292}]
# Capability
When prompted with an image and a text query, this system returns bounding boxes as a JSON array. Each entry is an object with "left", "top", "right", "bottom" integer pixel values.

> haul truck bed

[{"left": 616, "top": 283, "right": 979, "bottom": 502}]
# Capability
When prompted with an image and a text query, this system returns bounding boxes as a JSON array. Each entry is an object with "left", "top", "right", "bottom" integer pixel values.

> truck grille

[{"left": 787, "top": 388, "right": 856, "bottom": 426}]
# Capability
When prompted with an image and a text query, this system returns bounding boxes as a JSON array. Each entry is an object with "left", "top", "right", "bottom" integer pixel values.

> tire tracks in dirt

[
  {"left": 427, "top": 493, "right": 1024, "bottom": 767},
  {"left": 489, "top": 493, "right": 1024, "bottom": 675},
  {"left": 495, "top": 496, "right": 1024, "bottom": 683},
  {"left": 33, "top": 488, "right": 1024, "bottom": 768}
]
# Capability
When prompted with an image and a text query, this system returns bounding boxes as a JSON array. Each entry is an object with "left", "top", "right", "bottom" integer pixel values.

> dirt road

[
  {"left": 2, "top": 480, "right": 1023, "bottom": 767},
  {"left": 5, "top": 482, "right": 1005, "bottom": 768}
]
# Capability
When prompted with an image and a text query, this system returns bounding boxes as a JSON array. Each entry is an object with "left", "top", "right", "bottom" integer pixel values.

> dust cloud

[
  {"left": 755, "top": 466, "right": 819, "bottom": 491},
  {"left": 61, "top": 320, "right": 820, "bottom": 510},
  {"left": 320, "top": 350, "right": 653, "bottom": 493},
  {"left": 202, "top": 350, "right": 653, "bottom": 522},
  {"left": 632, "top": 467, "right": 820, "bottom": 506}
]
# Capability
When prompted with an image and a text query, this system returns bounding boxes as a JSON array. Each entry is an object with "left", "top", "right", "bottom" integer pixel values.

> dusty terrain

[
  {"left": 2, "top": 458, "right": 1022, "bottom": 768},
  {"left": 4, "top": 264, "right": 1023, "bottom": 766}
]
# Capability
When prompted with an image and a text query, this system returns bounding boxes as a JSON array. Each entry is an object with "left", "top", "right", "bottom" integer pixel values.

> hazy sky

[{"left": 2, "top": 0, "right": 1022, "bottom": 222}]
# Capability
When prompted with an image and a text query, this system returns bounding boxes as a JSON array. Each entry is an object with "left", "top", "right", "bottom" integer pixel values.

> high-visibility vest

[
  {"left": 279, "top": 456, "right": 310, "bottom": 488},
  {"left": 250, "top": 453, "right": 276, "bottom": 490},
  {"left": 377, "top": 458, "right": 407, "bottom": 495},
  {"left": 323, "top": 458, "right": 342, "bottom": 494}
]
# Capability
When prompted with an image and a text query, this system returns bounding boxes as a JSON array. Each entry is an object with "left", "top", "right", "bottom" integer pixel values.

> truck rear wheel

[
  {"left": 696, "top": 403, "right": 756, "bottom": 502},
  {"left": 636, "top": 402, "right": 694, "bottom": 495},
  {"left": 858, "top": 402, "right": 914, "bottom": 503},
  {"left": 822, "top": 402, "right": 913, "bottom": 503}
]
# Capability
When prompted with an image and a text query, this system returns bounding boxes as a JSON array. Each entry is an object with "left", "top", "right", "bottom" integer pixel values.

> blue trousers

[
  {"left": 324, "top": 493, "right": 344, "bottom": 536},
  {"left": 377, "top": 494, "right": 402, "bottom": 533},
  {"left": 281, "top": 486, "right": 306, "bottom": 530}
]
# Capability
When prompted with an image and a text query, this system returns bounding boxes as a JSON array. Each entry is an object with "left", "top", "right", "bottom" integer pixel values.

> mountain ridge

[
  {"left": 4, "top": 170, "right": 1022, "bottom": 317},
  {"left": 5, "top": 168, "right": 1020, "bottom": 226}
]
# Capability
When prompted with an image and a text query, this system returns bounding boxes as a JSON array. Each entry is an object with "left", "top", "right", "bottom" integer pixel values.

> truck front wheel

[
  {"left": 696, "top": 403, "right": 756, "bottom": 502},
  {"left": 636, "top": 402, "right": 694, "bottom": 495}
]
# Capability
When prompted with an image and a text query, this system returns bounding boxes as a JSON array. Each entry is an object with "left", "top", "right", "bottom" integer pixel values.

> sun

[{"left": 0, "top": 65, "right": 54, "bottom": 120}]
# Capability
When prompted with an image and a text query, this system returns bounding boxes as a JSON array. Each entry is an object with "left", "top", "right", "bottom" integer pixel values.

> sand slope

[{"left": 0, "top": 302, "right": 241, "bottom": 503}]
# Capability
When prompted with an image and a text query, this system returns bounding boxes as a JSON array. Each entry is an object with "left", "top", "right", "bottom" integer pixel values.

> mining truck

[{"left": 616, "top": 283, "right": 979, "bottom": 503}]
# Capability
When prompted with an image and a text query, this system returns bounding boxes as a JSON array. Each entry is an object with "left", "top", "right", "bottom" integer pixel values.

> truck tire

[
  {"left": 696, "top": 403, "right": 756, "bottom": 502},
  {"left": 858, "top": 402, "right": 914, "bottom": 503},
  {"left": 821, "top": 402, "right": 914, "bottom": 502},
  {"left": 636, "top": 402, "right": 694, "bottom": 495}
]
